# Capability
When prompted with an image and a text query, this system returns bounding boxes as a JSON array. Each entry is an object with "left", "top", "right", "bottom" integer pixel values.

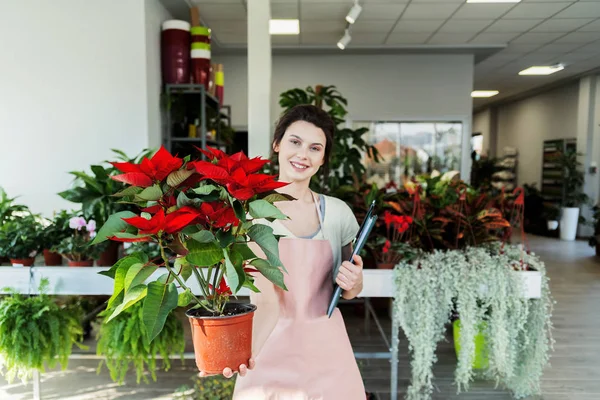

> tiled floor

[{"left": 1, "top": 235, "right": 599, "bottom": 399}]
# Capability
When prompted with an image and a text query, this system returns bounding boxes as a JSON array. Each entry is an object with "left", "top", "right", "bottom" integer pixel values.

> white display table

[{"left": 0, "top": 266, "right": 401, "bottom": 400}]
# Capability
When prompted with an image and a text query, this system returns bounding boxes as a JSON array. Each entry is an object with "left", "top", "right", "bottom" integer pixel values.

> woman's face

[{"left": 273, "top": 120, "right": 326, "bottom": 183}]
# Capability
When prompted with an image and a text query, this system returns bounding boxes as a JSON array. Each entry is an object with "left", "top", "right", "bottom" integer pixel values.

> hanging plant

[
  {"left": 392, "top": 244, "right": 554, "bottom": 400},
  {"left": 0, "top": 278, "right": 85, "bottom": 383},
  {"left": 96, "top": 300, "right": 185, "bottom": 384}
]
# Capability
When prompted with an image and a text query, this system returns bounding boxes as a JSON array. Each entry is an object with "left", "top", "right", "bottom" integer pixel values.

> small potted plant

[
  {"left": 92, "top": 146, "right": 290, "bottom": 374},
  {"left": 40, "top": 210, "right": 75, "bottom": 265},
  {"left": 588, "top": 204, "right": 600, "bottom": 257},
  {"left": 0, "top": 213, "right": 45, "bottom": 266},
  {"left": 372, "top": 210, "right": 414, "bottom": 269},
  {"left": 52, "top": 216, "right": 106, "bottom": 266},
  {"left": 556, "top": 150, "right": 589, "bottom": 241},
  {"left": 543, "top": 204, "right": 560, "bottom": 231}
]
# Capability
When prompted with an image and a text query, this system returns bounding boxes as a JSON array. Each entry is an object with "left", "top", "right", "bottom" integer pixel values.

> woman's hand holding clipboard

[{"left": 327, "top": 201, "right": 377, "bottom": 318}]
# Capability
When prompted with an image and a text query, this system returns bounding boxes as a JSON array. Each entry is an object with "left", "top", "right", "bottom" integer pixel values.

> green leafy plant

[
  {"left": 0, "top": 213, "right": 46, "bottom": 259},
  {"left": 92, "top": 146, "right": 289, "bottom": 341},
  {"left": 588, "top": 204, "right": 600, "bottom": 248},
  {"left": 175, "top": 374, "right": 236, "bottom": 400},
  {"left": 51, "top": 216, "right": 107, "bottom": 262},
  {"left": 0, "top": 187, "right": 29, "bottom": 226},
  {"left": 0, "top": 279, "right": 85, "bottom": 383},
  {"left": 278, "top": 84, "right": 381, "bottom": 192},
  {"left": 554, "top": 150, "right": 589, "bottom": 208},
  {"left": 40, "top": 209, "right": 76, "bottom": 251},
  {"left": 392, "top": 244, "right": 554, "bottom": 400},
  {"left": 58, "top": 148, "right": 155, "bottom": 225},
  {"left": 96, "top": 301, "right": 185, "bottom": 384}
]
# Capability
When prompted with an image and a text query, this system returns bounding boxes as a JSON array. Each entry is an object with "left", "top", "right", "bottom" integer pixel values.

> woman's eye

[
  {"left": 291, "top": 140, "right": 300, "bottom": 145},
  {"left": 311, "top": 147, "right": 321, "bottom": 152}
]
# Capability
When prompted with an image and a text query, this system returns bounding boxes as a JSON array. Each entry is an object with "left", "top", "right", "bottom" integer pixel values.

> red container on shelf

[
  {"left": 215, "top": 64, "right": 224, "bottom": 106},
  {"left": 161, "top": 20, "right": 191, "bottom": 84},
  {"left": 191, "top": 26, "right": 211, "bottom": 90}
]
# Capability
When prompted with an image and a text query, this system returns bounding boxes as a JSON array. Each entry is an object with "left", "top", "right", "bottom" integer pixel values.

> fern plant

[
  {"left": 175, "top": 374, "right": 236, "bottom": 400},
  {"left": 0, "top": 279, "right": 85, "bottom": 383},
  {"left": 96, "top": 301, "right": 185, "bottom": 384}
]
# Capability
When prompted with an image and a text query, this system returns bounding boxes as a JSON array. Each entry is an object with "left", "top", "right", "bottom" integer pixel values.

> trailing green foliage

[
  {"left": 392, "top": 244, "right": 554, "bottom": 400},
  {"left": 0, "top": 279, "right": 85, "bottom": 383},
  {"left": 96, "top": 301, "right": 185, "bottom": 384}
]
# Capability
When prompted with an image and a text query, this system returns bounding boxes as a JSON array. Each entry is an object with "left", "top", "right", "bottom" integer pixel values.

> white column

[
  {"left": 576, "top": 75, "right": 600, "bottom": 237},
  {"left": 247, "top": 0, "right": 272, "bottom": 158}
]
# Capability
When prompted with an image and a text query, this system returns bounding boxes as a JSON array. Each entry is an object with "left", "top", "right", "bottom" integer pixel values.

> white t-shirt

[{"left": 257, "top": 194, "right": 360, "bottom": 282}]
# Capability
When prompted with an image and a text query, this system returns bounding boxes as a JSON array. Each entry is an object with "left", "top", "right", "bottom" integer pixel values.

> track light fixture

[
  {"left": 337, "top": 28, "right": 351, "bottom": 50},
  {"left": 345, "top": 1, "right": 362, "bottom": 24}
]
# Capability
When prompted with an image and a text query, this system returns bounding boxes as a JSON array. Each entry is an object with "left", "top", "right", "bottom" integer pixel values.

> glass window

[{"left": 356, "top": 121, "right": 463, "bottom": 187}]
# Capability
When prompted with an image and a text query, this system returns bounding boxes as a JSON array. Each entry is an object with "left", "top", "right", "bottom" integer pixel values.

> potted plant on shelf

[
  {"left": 40, "top": 210, "right": 75, "bottom": 265},
  {"left": 588, "top": 204, "right": 600, "bottom": 257},
  {"left": 555, "top": 149, "right": 589, "bottom": 241},
  {"left": 0, "top": 187, "right": 30, "bottom": 264},
  {"left": 0, "top": 278, "right": 85, "bottom": 383},
  {"left": 58, "top": 149, "right": 155, "bottom": 266},
  {"left": 92, "top": 145, "right": 290, "bottom": 374},
  {"left": 52, "top": 216, "right": 106, "bottom": 266},
  {"left": 0, "top": 213, "right": 46, "bottom": 266}
]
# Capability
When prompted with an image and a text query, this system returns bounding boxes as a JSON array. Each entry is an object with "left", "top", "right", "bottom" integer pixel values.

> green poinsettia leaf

[
  {"left": 143, "top": 281, "right": 179, "bottom": 341},
  {"left": 249, "top": 199, "right": 288, "bottom": 220},
  {"left": 186, "top": 240, "right": 223, "bottom": 267},
  {"left": 91, "top": 211, "right": 137, "bottom": 245},
  {"left": 250, "top": 258, "right": 286, "bottom": 291}
]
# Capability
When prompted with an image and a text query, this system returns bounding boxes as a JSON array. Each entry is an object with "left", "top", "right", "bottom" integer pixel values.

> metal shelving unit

[
  {"left": 541, "top": 138, "right": 577, "bottom": 205},
  {"left": 163, "top": 84, "right": 230, "bottom": 157}
]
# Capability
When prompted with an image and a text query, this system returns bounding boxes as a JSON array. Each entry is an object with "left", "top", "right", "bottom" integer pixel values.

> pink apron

[{"left": 234, "top": 194, "right": 365, "bottom": 400}]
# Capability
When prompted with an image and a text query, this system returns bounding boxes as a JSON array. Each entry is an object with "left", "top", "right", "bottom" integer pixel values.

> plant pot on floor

[
  {"left": 453, "top": 320, "right": 488, "bottom": 370},
  {"left": 547, "top": 220, "right": 559, "bottom": 231},
  {"left": 560, "top": 207, "right": 580, "bottom": 241},
  {"left": 68, "top": 260, "right": 94, "bottom": 267},
  {"left": 187, "top": 303, "right": 257, "bottom": 374},
  {"left": 43, "top": 249, "right": 63, "bottom": 266},
  {"left": 10, "top": 258, "right": 35, "bottom": 267}
]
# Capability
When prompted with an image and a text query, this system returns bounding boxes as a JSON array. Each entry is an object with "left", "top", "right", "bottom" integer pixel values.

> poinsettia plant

[
  {"left": 92, "top": 146, "right": 291, "bottom": 340},
  {"left": 373, "top": 211, "right": 414, "bottom": 265}
]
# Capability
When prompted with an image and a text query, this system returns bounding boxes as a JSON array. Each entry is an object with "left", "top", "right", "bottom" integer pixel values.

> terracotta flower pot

[
  {"left": 187, "top": 303, "right": 257, "bottom": 374},
  {"left": 97, "top": 241, "right": 120, "bottom": 266},
  {"left": 43, "top": 249, "right": 63, "bottom": 266},
  {"left": 68, "top": 260, "right": 94, "bottom": 267},
  {"left": 10, "top": 258, "right": 35, "bottom": 267},
  {"left": 377, "top": 262, "right": 396, "bottom": 270}
]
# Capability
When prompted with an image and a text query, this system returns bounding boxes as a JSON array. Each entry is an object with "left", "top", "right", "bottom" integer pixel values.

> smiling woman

[{"left": 232, "top": 105, "right": 367, "bottom": 399}]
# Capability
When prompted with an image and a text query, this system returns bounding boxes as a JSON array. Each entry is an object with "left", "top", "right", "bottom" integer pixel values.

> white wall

[
  {"left": 496, "top": 82, "right": 579, "bottom": 186},
  {"left": 0, "top": 0, "right": 169, "bottom": 217},
  {"left": 472, "top": 108, "right": 491, "bottom": 156},
  {"left": 214, "top": 53, "right": 474, "bottom": 175},
  {"left": 145, "top": 0, "right": 172, "bottom": 148},
  {"left": 216, "top": 54, "right": 474, "bottom": 129}
]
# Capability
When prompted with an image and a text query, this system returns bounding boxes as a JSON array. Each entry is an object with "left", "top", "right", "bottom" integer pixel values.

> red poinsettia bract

[
  {"left": 111, "top": 146, "right": 183, "bottom": 187},
  {"left": 189, "top": 146, "right": 287, "bottom": 201}
]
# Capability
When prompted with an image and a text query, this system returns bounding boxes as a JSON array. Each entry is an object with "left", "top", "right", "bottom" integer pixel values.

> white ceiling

[{"left": 179, "top": 0, "right": 600, "bottom": 109}]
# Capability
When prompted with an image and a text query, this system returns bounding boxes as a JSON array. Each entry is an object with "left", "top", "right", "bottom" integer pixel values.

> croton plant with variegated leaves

[{"left": 92, "top": 146, "right": 291, "bottom": 340}]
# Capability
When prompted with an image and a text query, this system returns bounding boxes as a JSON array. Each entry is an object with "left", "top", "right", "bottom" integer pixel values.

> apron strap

[{"left": 311, "top": 191, "right": 325, "bottom": 234}]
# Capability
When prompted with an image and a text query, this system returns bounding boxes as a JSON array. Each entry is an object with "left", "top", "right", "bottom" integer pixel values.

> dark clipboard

[{"left": 327, "top": 200, "right": 377, "bottom": 318}]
